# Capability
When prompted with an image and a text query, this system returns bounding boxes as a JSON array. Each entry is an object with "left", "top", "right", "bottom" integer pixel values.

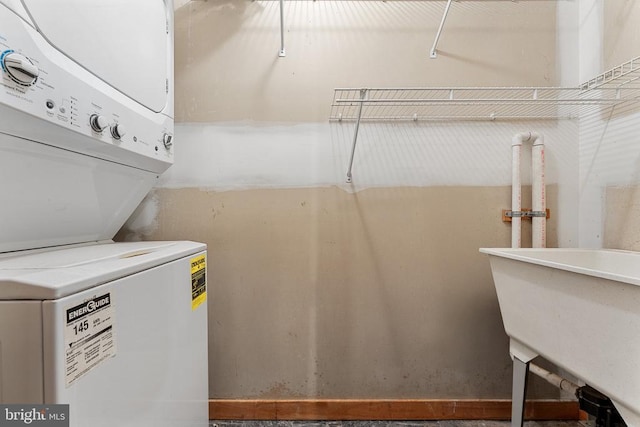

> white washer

[
  {"left": 0, "top": 1, "right": 208, "bottom": 426},
  {"left": 0, "top": 241, "right": 208, "bottom": 427}
]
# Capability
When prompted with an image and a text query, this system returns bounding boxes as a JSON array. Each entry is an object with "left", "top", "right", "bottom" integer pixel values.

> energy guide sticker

[
  {"left": 191, "top": 254, "right": 207, "bottom": 310},
  {"left": 64, "top": 292, "right": 117, "bottom": 387}
]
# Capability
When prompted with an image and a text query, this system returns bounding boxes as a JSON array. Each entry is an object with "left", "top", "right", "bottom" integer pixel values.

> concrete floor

[{"left": 210, "top": 421, "right": 588, "bottom": 427}]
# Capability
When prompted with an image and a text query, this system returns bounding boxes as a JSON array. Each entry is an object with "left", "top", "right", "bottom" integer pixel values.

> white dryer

[
  {"left": 0, "top": 0, "right": 175, "bottom": 252},
  {"left": 0, "top": 1, "right": 208, "bottom": 426}
]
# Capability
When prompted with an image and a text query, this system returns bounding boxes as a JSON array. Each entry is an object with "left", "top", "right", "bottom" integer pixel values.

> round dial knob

[
  {"left": 163, "top": 133, "right": 173, "bottom": 148},
  {"left": 1, "top": 51, "right": 39, "bottom": 86},
  {"left": 89, "top": 114, "right": 109, "bottom": 133},
  {"left": 110, "top": 123, "right": 126, "bottom": 140}
]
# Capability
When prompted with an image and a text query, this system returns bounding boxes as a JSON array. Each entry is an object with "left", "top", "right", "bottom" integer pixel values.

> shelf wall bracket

[
  {"left": 278, "top": 0, "right": 286, "bottom": 57},
  {"left": 346, "top": 89, "right": 367, "bottom": 183},
  {"left": 430, "top": 0, "right": 454, "bottom": 59}
]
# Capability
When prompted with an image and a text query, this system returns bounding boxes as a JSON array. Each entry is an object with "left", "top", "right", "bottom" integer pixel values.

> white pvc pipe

[
  {"left": 511, "top": 138, "right": 522, "bottom": 248},
  {"left": 529, "top": 363, "right": 579, "bottom": 396},
  {"left": 531, "top": 135, "right": 546, "bottom": 248},
  {"left": 511, "top": 132, "right": 546, "bottom": 249}
]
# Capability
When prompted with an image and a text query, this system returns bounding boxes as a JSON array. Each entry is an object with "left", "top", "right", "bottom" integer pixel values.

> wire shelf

[
  {"left": 330, "top": 57, "right": 640, "bottom": 122},
  {"left": 581, "top": 56, "right": 640, "bottom": 90},
  {"left": 332, "top": 56, "right": 640, "bottom": 182}
]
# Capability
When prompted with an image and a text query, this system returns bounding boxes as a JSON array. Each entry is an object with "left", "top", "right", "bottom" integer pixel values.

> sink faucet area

[{"left": 480, "top": 248, "right": 640, "bottom": 427}]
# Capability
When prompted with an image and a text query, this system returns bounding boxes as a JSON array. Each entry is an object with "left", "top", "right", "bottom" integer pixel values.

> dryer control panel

[{"left": 0, "top": 4, "right": 173, "bottom": 174}]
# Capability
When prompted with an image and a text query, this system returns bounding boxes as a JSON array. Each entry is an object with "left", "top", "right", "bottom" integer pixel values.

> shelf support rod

[
  {"left": 346, "top": 89, "right": 367, "bottom": 183},
  {"left": 278, "top": 0, "right": 286, "bottom": 57},
  {"left": 430, "top": 0, "right": 453, "bottom": 59}
]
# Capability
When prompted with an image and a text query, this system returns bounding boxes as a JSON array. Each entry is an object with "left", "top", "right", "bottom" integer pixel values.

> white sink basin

[{"left": 481, "top": 248, "right": 640, "bottom": 427}]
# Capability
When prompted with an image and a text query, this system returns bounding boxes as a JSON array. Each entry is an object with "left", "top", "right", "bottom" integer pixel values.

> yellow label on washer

[{"left": 190, "top": 254, "right": 207, "bottom": 310}]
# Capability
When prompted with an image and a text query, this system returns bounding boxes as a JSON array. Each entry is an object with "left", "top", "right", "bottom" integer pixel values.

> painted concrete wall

[
  {"left": 119, "top": 0, "right": 581, "bottom": 399},
  {"left": 120, "top": 185, "right": 560, "bottom": 399}
]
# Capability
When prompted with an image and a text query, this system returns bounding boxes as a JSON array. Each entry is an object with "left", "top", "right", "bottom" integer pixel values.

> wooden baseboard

[{"left": 209, "top": 399, "right": 580, "bottom": 421}]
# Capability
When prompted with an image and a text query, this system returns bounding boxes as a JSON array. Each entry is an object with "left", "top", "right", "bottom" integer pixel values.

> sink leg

[{"left": 511, "top": 356, "right": 530, "bottom": 427}]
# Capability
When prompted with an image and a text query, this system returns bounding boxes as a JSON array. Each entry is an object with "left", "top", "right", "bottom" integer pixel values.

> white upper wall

[{"left": 160, "top": 121, "right": 577, "bottom": 192}]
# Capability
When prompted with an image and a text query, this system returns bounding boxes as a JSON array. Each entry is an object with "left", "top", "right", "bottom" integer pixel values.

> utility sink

[{"left": 480, "top": 248, "right": 640, "bottom": 427}]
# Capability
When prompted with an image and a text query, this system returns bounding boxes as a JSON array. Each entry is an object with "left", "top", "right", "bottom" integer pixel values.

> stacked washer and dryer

[{"left": 0, "top": 1, "right": 208, "bottom": 426}]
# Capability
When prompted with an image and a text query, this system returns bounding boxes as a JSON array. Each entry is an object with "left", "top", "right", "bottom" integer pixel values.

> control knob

[
  {"left": 163, "top": 133, "right": 173, "bottom": 148},
  {"left": 110, "top": 123, "right": 126, "bottom": 140},
  {"left": 1, "top": 51, "right": 39, "bottom": 86},
  {"left": 89, "top": 114, "right": 109, "bottom": 133}
]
